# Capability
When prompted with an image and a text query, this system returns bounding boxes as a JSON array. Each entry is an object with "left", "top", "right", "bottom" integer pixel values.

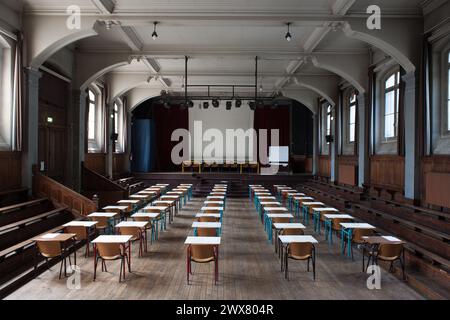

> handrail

[
  {"left": 0, "top": 198, "right": 48, "bottom": 215},
  {"left": 33, "top": 167, "right": 96, "bottom": 216},
  {"left": 82, "top": 164, "right": 127, "bottom": 192}
]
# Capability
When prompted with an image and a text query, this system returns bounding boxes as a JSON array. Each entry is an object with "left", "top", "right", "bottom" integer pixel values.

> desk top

[
  {"left": 117, "top": 200, "right": 140, "bottom": 204},
  {"left": 267, "top": 213, "right": 294, "bottom": 218},
  {"left": 258, "top": 196, "right": 276, "bottom": 199},
  {"left": 144, "top": 206, "right": 169, "bottom": 210},
  {"left": 33, "top": 233, "right": 76, "bottom": 242},
  {"left": 131, "top": 212, "right": 160, "bottom": 218},
  {"left": 116, "top": 221, "right": 148, "bottom": 228},
  {"left": 302, "top": 202, "right": 324, "bottom": 206},
  {"left": 103, "top": 205, "right": 129, "bottom": 210},
  {"left": 88, "top": 211, "right": 119, "bottom": 218},
  {"left": 207, "top": 196, "right": 225, "bottom": 199},
  {"left": 166, "top": 191, "right": 183, "bottom": 194},
  {"left": 153, "top": 200, "right": 175, "bottom": 205},
  {"left": 160, "top": 195, "right": 180, "bottom": 199},
  {"left": 210, "top": 192, "right": 226, "bottom": 195},
  {"left": 129, "top": 195, "right": 149, "bottom": 199},
  {"left": 195, "top": 213, "right": 221, "bottom": 218},
  {"left": 313, "top": 207, "right": 338, "bottom": 212},
  {"left": 278, "top": 235, "right": 318, "bottom": 244},
  {"left": 260, "top": 202, "right": 281, "bottom": 205},
  {"left": 363, "top": 236, "right": 404, "bottom": 244},
  {"left": 340, "top": 223, "right": 376, "bottom": 229},
  {"left": 192, "top": 222, "right": 222, "bottom": 228},
  {"left": 92, "top": 235, "right": 132, "bottom": 244},
  {"left": 273, "top": 223, "right": 306, "bottom": 229},
  {"left": 288, "top": 193, "right": 305, "bottom": 197},
  {"left": 264, "top": 207, "right": 288, "bottom": 211},
  {"left": 185, "top": 236, "right": 221, "bottom": 245},
  {"left": 201, "top": 207, "right": 224, "bottom": 211},
  {"left": 63, "top": 221, "right": 98, "bottom": 227},
  {"left": 294, "top": 196, "right": 313, "bottom": 200},
  {"left": 323, "top": 214, "right": 353, "bottom": 219}
]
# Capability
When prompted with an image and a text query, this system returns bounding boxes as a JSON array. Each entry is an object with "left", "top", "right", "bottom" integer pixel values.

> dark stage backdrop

[{"left": 253, "top": 105, "right": 290, "bottom": 161}]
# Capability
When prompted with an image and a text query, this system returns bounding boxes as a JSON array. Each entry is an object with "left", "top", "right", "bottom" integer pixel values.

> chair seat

[
  {"left": 192, "top": 256, "right": 215, "bottom": 263},
  {"left": 289, "top": 253, "right": 312, "bottom": 260},
  {"left": 101, "top": 254, "right": 123, "bottom": 260}
]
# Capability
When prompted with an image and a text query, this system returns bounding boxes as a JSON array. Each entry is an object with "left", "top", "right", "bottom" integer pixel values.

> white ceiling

[{"left": 20, "top": 0, "right": 425, "bottom": 97}]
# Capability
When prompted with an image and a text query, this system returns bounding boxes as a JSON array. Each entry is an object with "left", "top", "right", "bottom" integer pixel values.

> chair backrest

[
  {"left": 36, "top": 241, "right": 62, "bottom": 258},
  {"left": 190, "top": 244, "right": 214, "bottom": 262},
  {"left": 281, "top": 228, "right": 304, "bottom": 236},
  {"left": 332, "top": 218, "right": 351, "bottom": 231},
  {"left": 119, "top": 227, "right": 141, "bottom": 240},
  {"left": 65, "top": 225, "right": 87, "bottom": 240},
  {"left": 105, "top": 208, "right": 122, "bottom": 214},
  {"left": 96, "top": 242, "right": 122, "bottom": 259},
  {"left": 308, "top": 204, "right": 323, "bottom": 214},
  {"left": 352, "top": 228, "right": 374, "bottom": 243},
  {"left": 272, "top": 217, "right": 291, "bottom": 224},
  {"left": 90, "top": 216, "right": 109, "bottom": 229},
  {"left": 143, "top": 207, "right": 161, "bottom": 213},
  {"left": 288, "top": 242, "right": 313, "bottom": 260},
  {"left": 134, "top": 216, "right": 152, "bottom": 226},
  {"left": 196, "top": 227, "right": 217, "bottom": 237},
  {"left": 378, "top": 243, "right": 403, "bottom": 259},
  {"left": 205, "top": 203, "right": 218, "bottom": 207},
  {"left": 203, "top": 209, "right": 220, "bottom": 213},
  {"left": 198, "top": 216, "right": 220, "bottom": 222}
]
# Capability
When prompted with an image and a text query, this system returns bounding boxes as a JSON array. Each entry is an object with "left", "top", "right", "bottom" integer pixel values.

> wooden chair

[
  {"left": 347, "top": 228, "right": 374, "bottom": 259},
  {"left": 65, "top": 225, "right": 92, "bottom": 258},
  {"left": 89, "top": 216, "right": 110, "bottom": 234},
  {"left": 367, "top": 243, "right": 406, "bottom": 280},
  {"left": 187, "top": 244, "right": 218, "bottom": 285},
  {"left": 118, "top": 226, "right": 146, "bottom": 257},
  {"left": 35, "top": 241, "right": 68, "bottom": 279},
  {"left": 94, "top": 242, "right": 129, "bottom": 282},
  {"left": 133, "top": 216, "right": 154, "bottom": 245},
  {"left": 284, "top": 242, "right": 315, "bottom": 280},
  {"left": 196, "top": 227, "right": 217, "bottom": 237}
]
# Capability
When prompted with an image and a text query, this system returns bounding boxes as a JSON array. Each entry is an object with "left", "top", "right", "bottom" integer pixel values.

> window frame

[
  {"left": 0, "top": 35, "right": 13, "bottom": 151},
  {"left": 348, "top": 91, "right": 357, "bottom": 144},
  {"left": 113, "top": 99, "right": 125, "bottom": 154},
  {"left": 86, "top": 84, "right": 105, "bottom": 153},
  {"left": 443, "top": 50, "right": 450, "bottom": 135},
  {"left": 381, "top": 68, "right": 401, "bottom": 143}
]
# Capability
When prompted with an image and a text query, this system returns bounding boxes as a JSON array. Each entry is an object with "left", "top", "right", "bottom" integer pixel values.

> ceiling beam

[
  {"left": 332, "top": 0, "right": 356, "bottom": 15},
  {"left": 91, "top": 0, "right": 115, "bottom": 14},
  {"left": 117, "top": 26, "right": 144, "bottom": 51}
]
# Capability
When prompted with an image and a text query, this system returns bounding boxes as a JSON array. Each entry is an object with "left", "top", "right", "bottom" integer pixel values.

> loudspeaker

[
  {"left": 111, "top": 133, "right": 118, "bottom": 141},
  {"left": 325, "top": 135, "right": 333, "bottom": 143}
]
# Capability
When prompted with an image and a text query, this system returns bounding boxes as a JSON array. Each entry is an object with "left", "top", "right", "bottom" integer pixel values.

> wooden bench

[
  {"left": 0, "top": 188, "right": 29, "bottom": 208},
  {"left": 0, "top": 198, "right": 52, "bottom": 227}
]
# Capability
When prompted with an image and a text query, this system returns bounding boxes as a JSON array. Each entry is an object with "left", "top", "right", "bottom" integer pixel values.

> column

[
  {"left": 312, "top": 114, "right": 319, "bottom": 175},
  {"left": 106, "top": 102, "right": 114, "bottom": 179},
  {"left": 22, "top": 68, "right": 41, "bottom": 191},
  {"left": 125, "top": 111, "right": 132, "bottom": 172},
  {"left": 357, "top": 93, "right": 369, "bottom": 188},
  {"left": 72, "top": 90, "right": 87, "bottom": 192},
  {"left": 403, "top": 71, "right": 419, "bottom": 200},
  {"left": 330, "top": 103, "right": 339, "bottom": 183}
]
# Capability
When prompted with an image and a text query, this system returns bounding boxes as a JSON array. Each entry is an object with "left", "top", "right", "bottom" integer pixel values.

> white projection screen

[
  {"left": 188, "top": 101, "right": 255, "bottom": 162},
  {"left": 269, "top": 146, "right": 289, "bottom": 163}
]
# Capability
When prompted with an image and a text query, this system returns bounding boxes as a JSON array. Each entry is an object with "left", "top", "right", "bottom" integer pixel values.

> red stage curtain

[
  {"left": 253, "top": 106, "right": 290, "bottom": 161},
  {"left": 153, "top": 105, "right": 189, "bottom": 171}
]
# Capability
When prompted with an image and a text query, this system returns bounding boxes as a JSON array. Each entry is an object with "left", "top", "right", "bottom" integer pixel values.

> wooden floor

[{"left": 6, "top": 197, "right": 424, "bottom": 300}]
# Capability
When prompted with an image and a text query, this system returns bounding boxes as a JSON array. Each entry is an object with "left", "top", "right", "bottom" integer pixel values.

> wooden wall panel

[
  {"left": 113, "top": 154, "right": 128, "bottom": 177},
  {"left": 305, "top": 157, "right": 313, "bottom": 173},
  {"left": 422, "top": 156, "right": 450, "bottom": 209},
  {"left": 318, "top": 155, "right": 330, "bottom": 177},
  {"left": 0, "top": 152, "right": 22, "bottom": 192},
  {"left": 338, "top": 156, "right": 358, "bottom": 186},
  {"left": 84, "top": 153, "right": 106, "bottom": 175},
  {"left": 33, "top": 170, "right": 96, "bottom": 216},
  {"left": 369, "top": 155, "right": 404, "bottom": 191}
]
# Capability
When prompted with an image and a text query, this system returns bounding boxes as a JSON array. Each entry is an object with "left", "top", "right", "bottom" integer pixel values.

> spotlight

[
  {"left": 152, "top": 22, "right": 158, "bottom": 40},
  {"left": 259, "top": 84, "right": 263, "bottom": 92},
  {"left": 226, "top": 101, "right": 232, "bottom": 110},
  {"left": 187, "top": 100, "right": 194, "bottom": 108},
  {"left": 203, "top": 102, "right": 209, "bottom": 109},
  {"left": 285, "top": 22, "right": 292, "bottom": 42},
  {"left": 235, "top": 99, "right": 242, "bottom": 108},
  {"left": 212, "top": 99, "right": 219, "bottom": 108},
  {"left": 248, "top": 101, "right": 256, "bottom": 110}
]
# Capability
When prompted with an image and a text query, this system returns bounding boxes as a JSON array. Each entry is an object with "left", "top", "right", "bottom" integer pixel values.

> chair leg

[
  {"left": 59, "top": 258, "right": 64, "bottom": 279},
  {"left": 312, "top": 256, "right": 316, "bottom": 281},
  {"left": 119, "top": 258, "right": 123, "bottom": 282},
  {"left": 93, "top": 256, "right": 98, "bottom": 281},
  {"left": 307, "top": 257, "right": 310, "bottom": 272},
  {"left": 399, "top": 257, "right": 406, "bottom": 280}
]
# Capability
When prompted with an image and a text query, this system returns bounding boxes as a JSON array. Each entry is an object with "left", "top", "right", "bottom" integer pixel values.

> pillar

[
  {"left": 357, "top": 93, "right": 369, "bottom": 188},
  {"left": 312, "top": 114, "right": 319, "bottom": 175},
  {"left": 72, "top": 90, "right": 87, "bottom": 192}
]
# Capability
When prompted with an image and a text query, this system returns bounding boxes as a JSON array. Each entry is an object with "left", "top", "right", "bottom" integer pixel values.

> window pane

[
  {"left": 349, "top": 124, "right": 355, "bottom": 142},
  {"left": 385, "top": 90, "right": 395, "bottom": 115},
  {"left": 350, "top": 93, "right": 356, "bottom": 104},
  {"left": 88, "top": 103, "right": 95, "bottom": 140},
  {"left": 448, "top": 99, "right": 450, "bottom": 131},
  {"left": 395, "top": 71, "right": 400, "bottom": 85},
  {"left": 88, "top": 90, "right": 95, "bottom": 102},
  {"left": 385, "top": 74, "right": 395, "bottom": 89},
  {"left": 448, "top": 68, "right": 450, "bottom": 99},
  {"left": 448, "top": 52, "right": 449, "bottom": 63},
  {"left": 349, "top": 105, "right": 356, "bottom": 124},
  {"left": 326, "top": 115, "right": 331, "bottom": 135},
  {"left": 384, "top": 114, "right": 395, "bottom": 138}
]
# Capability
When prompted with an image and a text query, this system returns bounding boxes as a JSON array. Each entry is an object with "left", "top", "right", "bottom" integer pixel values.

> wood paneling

[
  {"left": 84, "top": 153, "right": 106, "bottom": 175},
  {"left": 33, "top": 170, "right": 96, "bottom": 216},
  {"left": 318, "top": 155, "right": 330, "bottom": 177},
  {"left": 305, "top": 157, "right": 313, "bottom": 173},
  {"left": 0, "top": 152, "right": 22, "bottom": 192},
  {"left": 369, "top": 155, "right": 404, "bottom": 192},
  {"left": 421, "top": 156, "right": 450, "bottom": 209},
  {"left": 338, "top": 156, "right": 358, "bottom": 186},
  {"left": 113, "top": 153, "right": 127, "bottom": 178}
]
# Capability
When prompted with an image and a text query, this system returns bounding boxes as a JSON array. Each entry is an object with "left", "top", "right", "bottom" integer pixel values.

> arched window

[
  {"left": 383, "top": 70, "right": 400, "bottom": 140},
  {"left": 113, "top": 99, "right": 124, "bottom": 153},
  {"left": 326, "top": 104, "right": 332, "bottom": 137},
  {"left": 87, "top": 84, "right": 105, "bottom": 152},
  {"left": 0, "top": 35, "right": 13, "bottom": 150},
  {"left": 348, "top": 92, "right": 357, "bottom": 143}
]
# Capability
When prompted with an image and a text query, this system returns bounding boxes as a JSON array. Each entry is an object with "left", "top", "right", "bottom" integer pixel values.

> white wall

[{"left": 188, "top": 100, "right": 255, "bottom": 162}]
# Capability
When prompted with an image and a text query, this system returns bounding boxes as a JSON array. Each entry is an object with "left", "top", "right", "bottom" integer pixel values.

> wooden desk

[
  {"left": 362, "top": 236, "right": 405, "bottom": 273},
  {"left": 340, "top": 223, "right": 376, "bottom": 258},
  {"left": 191, "top": 222, "right": 222, "bottom": 236}
]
